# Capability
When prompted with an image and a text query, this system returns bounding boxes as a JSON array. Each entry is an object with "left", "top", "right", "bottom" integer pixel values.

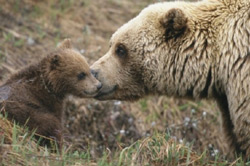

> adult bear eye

[
  {"left": 77, "top": 72, "right": 86, "bottom": 80},
  {"left": 115, "top": 44, "right": 127, "bottom": 58}
]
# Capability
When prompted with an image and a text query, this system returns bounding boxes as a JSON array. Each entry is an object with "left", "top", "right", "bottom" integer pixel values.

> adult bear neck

[
  {"left": 219, "top": 0, "right": 250, "bottom": 10},
  {"left": 143, "top": 29, "right": 217, "bottom": 100}
]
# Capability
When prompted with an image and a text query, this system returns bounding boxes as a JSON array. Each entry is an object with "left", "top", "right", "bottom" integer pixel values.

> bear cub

[{"left": 0, "top": 39, "right": 102, "bottom": 148}]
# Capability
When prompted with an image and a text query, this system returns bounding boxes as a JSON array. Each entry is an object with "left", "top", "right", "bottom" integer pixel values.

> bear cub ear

[
  {"left": 57, "top": 38, "right": 72, "bottom": 49},
  {"left": 50, "top": 54, "right": 61, "bottom": 70},
  {"left": 160, "top": 8, "right": 188, "bottom": 40}
]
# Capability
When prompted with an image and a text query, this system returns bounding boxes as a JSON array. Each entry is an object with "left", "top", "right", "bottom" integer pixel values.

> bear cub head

[{"left": 42, "top": 39, "right": 102, "bottom": 98}]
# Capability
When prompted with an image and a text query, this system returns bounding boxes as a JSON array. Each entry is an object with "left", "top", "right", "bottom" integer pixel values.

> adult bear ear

[
  {"left": 159, "top": 8, "right": 188, "bottom": 41},
  {"left": 57, "top": 38, "right": 72, "bottom": 49}
]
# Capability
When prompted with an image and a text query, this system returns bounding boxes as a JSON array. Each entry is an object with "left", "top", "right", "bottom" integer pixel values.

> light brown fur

[
  {"left": 91, "top": 0, "right": 250, "bottom": 158},
  {"left": 0, "top": 39, "right": 101, "bottom": 148}
]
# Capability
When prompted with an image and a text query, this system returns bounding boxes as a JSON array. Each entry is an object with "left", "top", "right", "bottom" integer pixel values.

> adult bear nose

[
  {"left": 91, "top": 69, "right": 98, "bottom": 78},
  {"left": 97, "top": 83, "right": 102, "bottom": 90}
]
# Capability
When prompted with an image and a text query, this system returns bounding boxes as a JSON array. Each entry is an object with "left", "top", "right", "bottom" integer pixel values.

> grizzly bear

[
  {"left": 0, "top": 39, "right": 102, "bottom": 148},
  {"left": 91, "top": 0, "right": 250, "bottom": 158}
]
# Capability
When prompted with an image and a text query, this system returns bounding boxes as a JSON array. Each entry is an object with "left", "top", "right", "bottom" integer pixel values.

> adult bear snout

[{"left": 97, "top": 83, "right": 102, "bottom": 90}]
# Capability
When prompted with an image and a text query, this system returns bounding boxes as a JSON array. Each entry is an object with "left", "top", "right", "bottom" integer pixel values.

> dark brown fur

[{"left": 0, "top": 39, "right": 101, "bottom": 148}]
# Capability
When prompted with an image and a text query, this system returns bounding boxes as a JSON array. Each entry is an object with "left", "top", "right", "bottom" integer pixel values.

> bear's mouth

[
  {"left": 94, "top": 85, "right": 118, "bottom": 100},
  {"left": 83, "top": 90, "right": 99, "bottom": 97}
]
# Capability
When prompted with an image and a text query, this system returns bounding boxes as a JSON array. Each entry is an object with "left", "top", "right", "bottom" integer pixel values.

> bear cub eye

[
  {"left": 115, "top": 44, "right": 127, "bottom": 58},
  {"left": 77, "top": 72, "right": 86, "bottom": 80}
]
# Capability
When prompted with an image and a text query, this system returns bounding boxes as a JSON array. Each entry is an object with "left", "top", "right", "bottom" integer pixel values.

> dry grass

[
  {"left": 118, "top": 133, "right": 227, "bottom": 166},
  {"left": 0, "top": 113, "right": 13, "bottom": 144},
  {"left": 0, "top": 113, "right": 97, "bottom": 166},
  {"left": 0, "top": 117, "right": 244, "bottom": 165}
]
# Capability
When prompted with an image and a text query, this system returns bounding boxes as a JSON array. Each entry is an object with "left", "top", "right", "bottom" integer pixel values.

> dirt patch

[{"left": 63, "top": 98, "right": 141, "bottom": 157}]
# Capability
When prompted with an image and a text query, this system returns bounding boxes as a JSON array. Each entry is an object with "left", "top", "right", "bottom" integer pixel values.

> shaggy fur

[
  {"left": 91, "top": 0, "right": 250, "bottom": 158},
  {"left": 0, "top": 39, "right": 101, "bottom": 147}
]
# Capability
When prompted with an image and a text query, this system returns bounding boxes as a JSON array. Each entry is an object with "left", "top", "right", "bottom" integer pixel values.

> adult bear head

[{"left": 91, "top": 2, "right": 198, "bottom": 101}]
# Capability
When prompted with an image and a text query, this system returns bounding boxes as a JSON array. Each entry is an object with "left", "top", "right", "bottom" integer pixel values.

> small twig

[
  {"left": 104, "top": 8, "right": 123, "bottom": 14},
  {"left": 0, "top": 26, "right": 26, "bottom": 39},
  {"left": 1, "top": 64, "right": 16, "bottom": 74},
  {"left": 229, "top": 157, "right": 241, "bottom": 166}
]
